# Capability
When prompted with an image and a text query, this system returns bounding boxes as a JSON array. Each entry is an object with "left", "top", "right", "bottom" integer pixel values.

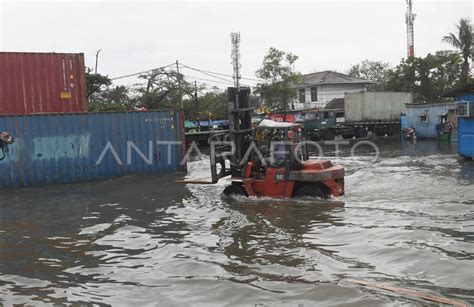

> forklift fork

[{"left": 210, "top": 148, "right": 232, "bottom": 183}]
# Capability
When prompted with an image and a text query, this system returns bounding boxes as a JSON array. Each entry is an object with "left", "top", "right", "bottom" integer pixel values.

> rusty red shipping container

[{"left": 0, "top": 52, "right": 87, "bottom": 115}]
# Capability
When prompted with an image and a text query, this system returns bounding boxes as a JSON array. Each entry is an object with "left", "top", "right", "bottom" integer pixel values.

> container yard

[{"left": 1, "top": 1, "right": 473, "bottom": 306}]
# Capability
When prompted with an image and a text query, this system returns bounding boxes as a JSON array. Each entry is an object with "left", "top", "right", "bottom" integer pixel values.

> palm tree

[{"left": 442, "top": 18, "right": 473, "bottom": 86}]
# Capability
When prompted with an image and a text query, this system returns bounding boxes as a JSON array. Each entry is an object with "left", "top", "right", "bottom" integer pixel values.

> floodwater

[{"left": 0, "top": 139, "right": 473, "bottom": 306}]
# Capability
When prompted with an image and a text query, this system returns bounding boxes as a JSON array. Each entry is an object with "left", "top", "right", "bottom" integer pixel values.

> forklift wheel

[
  {"left": 223, "top": 185, "right": 246, "bottom": 197},
  {"left": 295, "top": 185, "right": 326, "bottom": 199}
]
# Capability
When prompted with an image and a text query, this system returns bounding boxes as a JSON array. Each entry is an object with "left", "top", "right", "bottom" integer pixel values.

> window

[
  {"left": 439, "top": 113, "right": 448, "bottom": 123},
  {"left": 310, "top": 86, "right": 318, "bottom": 102},
  {"left": 419, "top": 113, "right": 428, "bottom": 122},
  {"left": 298, "top": 88, "right": 305, "bottom": 103},
  {"left": 336, "top": 112, "right": 345, "bottom": 123},
  {"left": 304, "top": 112, "right": 319, "bottom": 121},
  {"left": 456, "top": 102, "right": 470, "bottom": 117}
]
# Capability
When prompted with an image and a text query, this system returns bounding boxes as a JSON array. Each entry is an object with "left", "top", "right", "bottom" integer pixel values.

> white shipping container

[{"left": 344, "top": 92, "right": 412, "bottom": 122}]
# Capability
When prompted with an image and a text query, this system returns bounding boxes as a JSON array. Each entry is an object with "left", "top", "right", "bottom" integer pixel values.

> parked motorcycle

[{"left": 402, "top": 128, "right": 417, "bottom": 140}]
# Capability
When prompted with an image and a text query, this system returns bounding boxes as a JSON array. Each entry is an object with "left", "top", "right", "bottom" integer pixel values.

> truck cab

[{"left": 303, "top": 109, "right": 346, "bottom": 140}]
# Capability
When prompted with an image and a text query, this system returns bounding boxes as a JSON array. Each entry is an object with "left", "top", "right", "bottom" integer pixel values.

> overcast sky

[{"left": 1, "top": 0, "right": 473, "bottom": 88}]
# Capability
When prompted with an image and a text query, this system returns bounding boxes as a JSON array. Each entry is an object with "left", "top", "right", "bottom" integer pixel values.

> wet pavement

[{"left": 0, "top": 139, "right": 473, "bottom": 306}]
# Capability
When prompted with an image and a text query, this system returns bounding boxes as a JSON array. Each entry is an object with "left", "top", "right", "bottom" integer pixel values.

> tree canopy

[
  {"left": 85, "top": 68, "right": 111, "bottom": 100},
  {"left": 255, "top": 47, "right": 301, "bottom": 112},
  {"left": 348, "top": 60, "right": 391, "bottom": 91},
  {"left": 383, "top": 51, "right": 463, "bottom": 102},
  {"left": 442, "top": 18, "right": 473, "bottom": 86},
  {"left": 85, "top": 67, "right": 231, "bottom": 118},
  {"left": 89, "top": 85, "right": 133, "bottom": 112}
]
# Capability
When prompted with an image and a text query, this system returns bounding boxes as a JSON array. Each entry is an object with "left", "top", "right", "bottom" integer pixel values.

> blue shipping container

[
  {"left": 0, "top": 111, "right": 185, "bottom": 187},
  {"left": 457, "top": 98, "right": 474, "bottom": 158},
  {"left": 400, "top": 114, "right": 407, "bottom": 129},
  {"left": 458, "top": 117, "right": 474, "bottom": 157}
]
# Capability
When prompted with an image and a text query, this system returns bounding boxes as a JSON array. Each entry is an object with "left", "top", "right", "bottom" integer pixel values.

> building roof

[
  {"left": 296, "top": 71, "right": 375, "bottom": 87},
  {"left": 406, "top": 101, "right": 456, "bottom": 108},
  {"left": 324, "top": 98, "right": 345, "bottom": 110}
]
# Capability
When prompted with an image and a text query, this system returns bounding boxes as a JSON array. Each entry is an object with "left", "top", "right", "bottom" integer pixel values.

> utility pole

[
  {"left": 95, "top": 49, "right": 101, "bottom": 74},
  {"left": 405, "top": 0, "right": 416, "bottom": 58},
  {"left": 194, "top": 81, "right": 200, "bottom": 129},
  {"left": 176, "top": 60, "right": 183, "bottom": 110}
]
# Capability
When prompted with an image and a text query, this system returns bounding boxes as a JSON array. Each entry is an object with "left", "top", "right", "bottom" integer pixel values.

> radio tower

[
  {"left": 405, "top": 0, "right": 416, "bottom": 58},
  {"left": 230, "top": 32, "right": 242, "bottom": 162},
  {"left": 231, "top": 32, "right": 241, "bottom": 92}
]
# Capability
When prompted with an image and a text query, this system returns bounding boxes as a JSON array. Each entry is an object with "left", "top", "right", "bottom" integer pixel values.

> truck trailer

[{"left": 303, "top": 92, "right": 412, "bottom": 140}]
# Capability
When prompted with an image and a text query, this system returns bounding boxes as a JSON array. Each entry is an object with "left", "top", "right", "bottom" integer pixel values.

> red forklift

[{"left": 209, "top": 87, "right": 344, "bottom": 199}]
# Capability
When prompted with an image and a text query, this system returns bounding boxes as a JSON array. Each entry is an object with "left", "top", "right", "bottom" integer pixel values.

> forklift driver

[{"left": 272, "top": 135, "right": 287, "bottom": 166}]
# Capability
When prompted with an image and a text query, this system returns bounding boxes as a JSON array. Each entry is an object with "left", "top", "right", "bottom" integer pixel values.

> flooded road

[{"left": 0, "top": 139, "right": 473, "bottom": 306}]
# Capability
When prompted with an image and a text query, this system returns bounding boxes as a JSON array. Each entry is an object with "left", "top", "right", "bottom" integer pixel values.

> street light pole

[{"left": 95, "top": 49, "right": 102, "bottom": 74}]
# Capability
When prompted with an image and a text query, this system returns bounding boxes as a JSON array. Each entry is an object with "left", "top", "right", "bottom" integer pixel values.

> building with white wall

[{"left": 293, "top": 71, "right": 374, "bottom": 110}]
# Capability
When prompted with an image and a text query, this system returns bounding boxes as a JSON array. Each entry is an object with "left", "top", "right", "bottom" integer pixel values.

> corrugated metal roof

[
  {"left": 296, "top": 71, "right": 375, "bottom": 86},
  {"left": 406, "top": 102, "right": 455, "bottom": 108}
]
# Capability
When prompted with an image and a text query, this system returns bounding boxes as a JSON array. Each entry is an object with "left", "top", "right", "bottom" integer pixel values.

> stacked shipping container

[
  {"left": 0, "top": 52, "right": 87, "bottom": 115},
  {"left": 0, "top": 52, "right": 186, "bottom": 187}
]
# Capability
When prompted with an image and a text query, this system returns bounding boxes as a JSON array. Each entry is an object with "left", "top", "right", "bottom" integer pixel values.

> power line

[
  {"left": 181, "top": 74, "right": 235, "bottom": 85},
  {"left": 179, "top": 63, "right": 262, "bottom": 82},
  {"left": 179, "top": 66, "right": 235, "bottom": 84},
  {"left": 110, "top": 63, "right": 176, "bottom": 80},
  {"left": 109, "top": 62, "right": 254, "bottom": 88}
]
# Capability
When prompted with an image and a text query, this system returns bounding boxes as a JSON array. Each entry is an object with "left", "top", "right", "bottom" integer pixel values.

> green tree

[
  {"left": 384, "top": 51, "right": 463, "bottom": 102},
  {"left": 89, "top": 85, "right": 134, "bottom": 112},
  {"left": 255, "top": 47, "right": 301, "bottom": 113},
  {"left": 134, "top": 69, "right": 198, "bottom": 110},
  {"left": 195, "top": 90, "right": 228, "bottom": 119},
  {"left": 85, "top": 67, "right": 111, "bottom": 101},
  {"left": 348, "top": 60, "right": 391, "bottom": 90},
  {"left": 442, "top": 18, "right": 473, "bottom": 86}
]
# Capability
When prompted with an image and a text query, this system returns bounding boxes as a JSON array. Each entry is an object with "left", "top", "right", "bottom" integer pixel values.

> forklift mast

[
  {"left": 210, "top": 87, "right": 253, "bottom": 182},
  {"left": 228, "top": 87, "right": 252, "bottom": 163}
]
